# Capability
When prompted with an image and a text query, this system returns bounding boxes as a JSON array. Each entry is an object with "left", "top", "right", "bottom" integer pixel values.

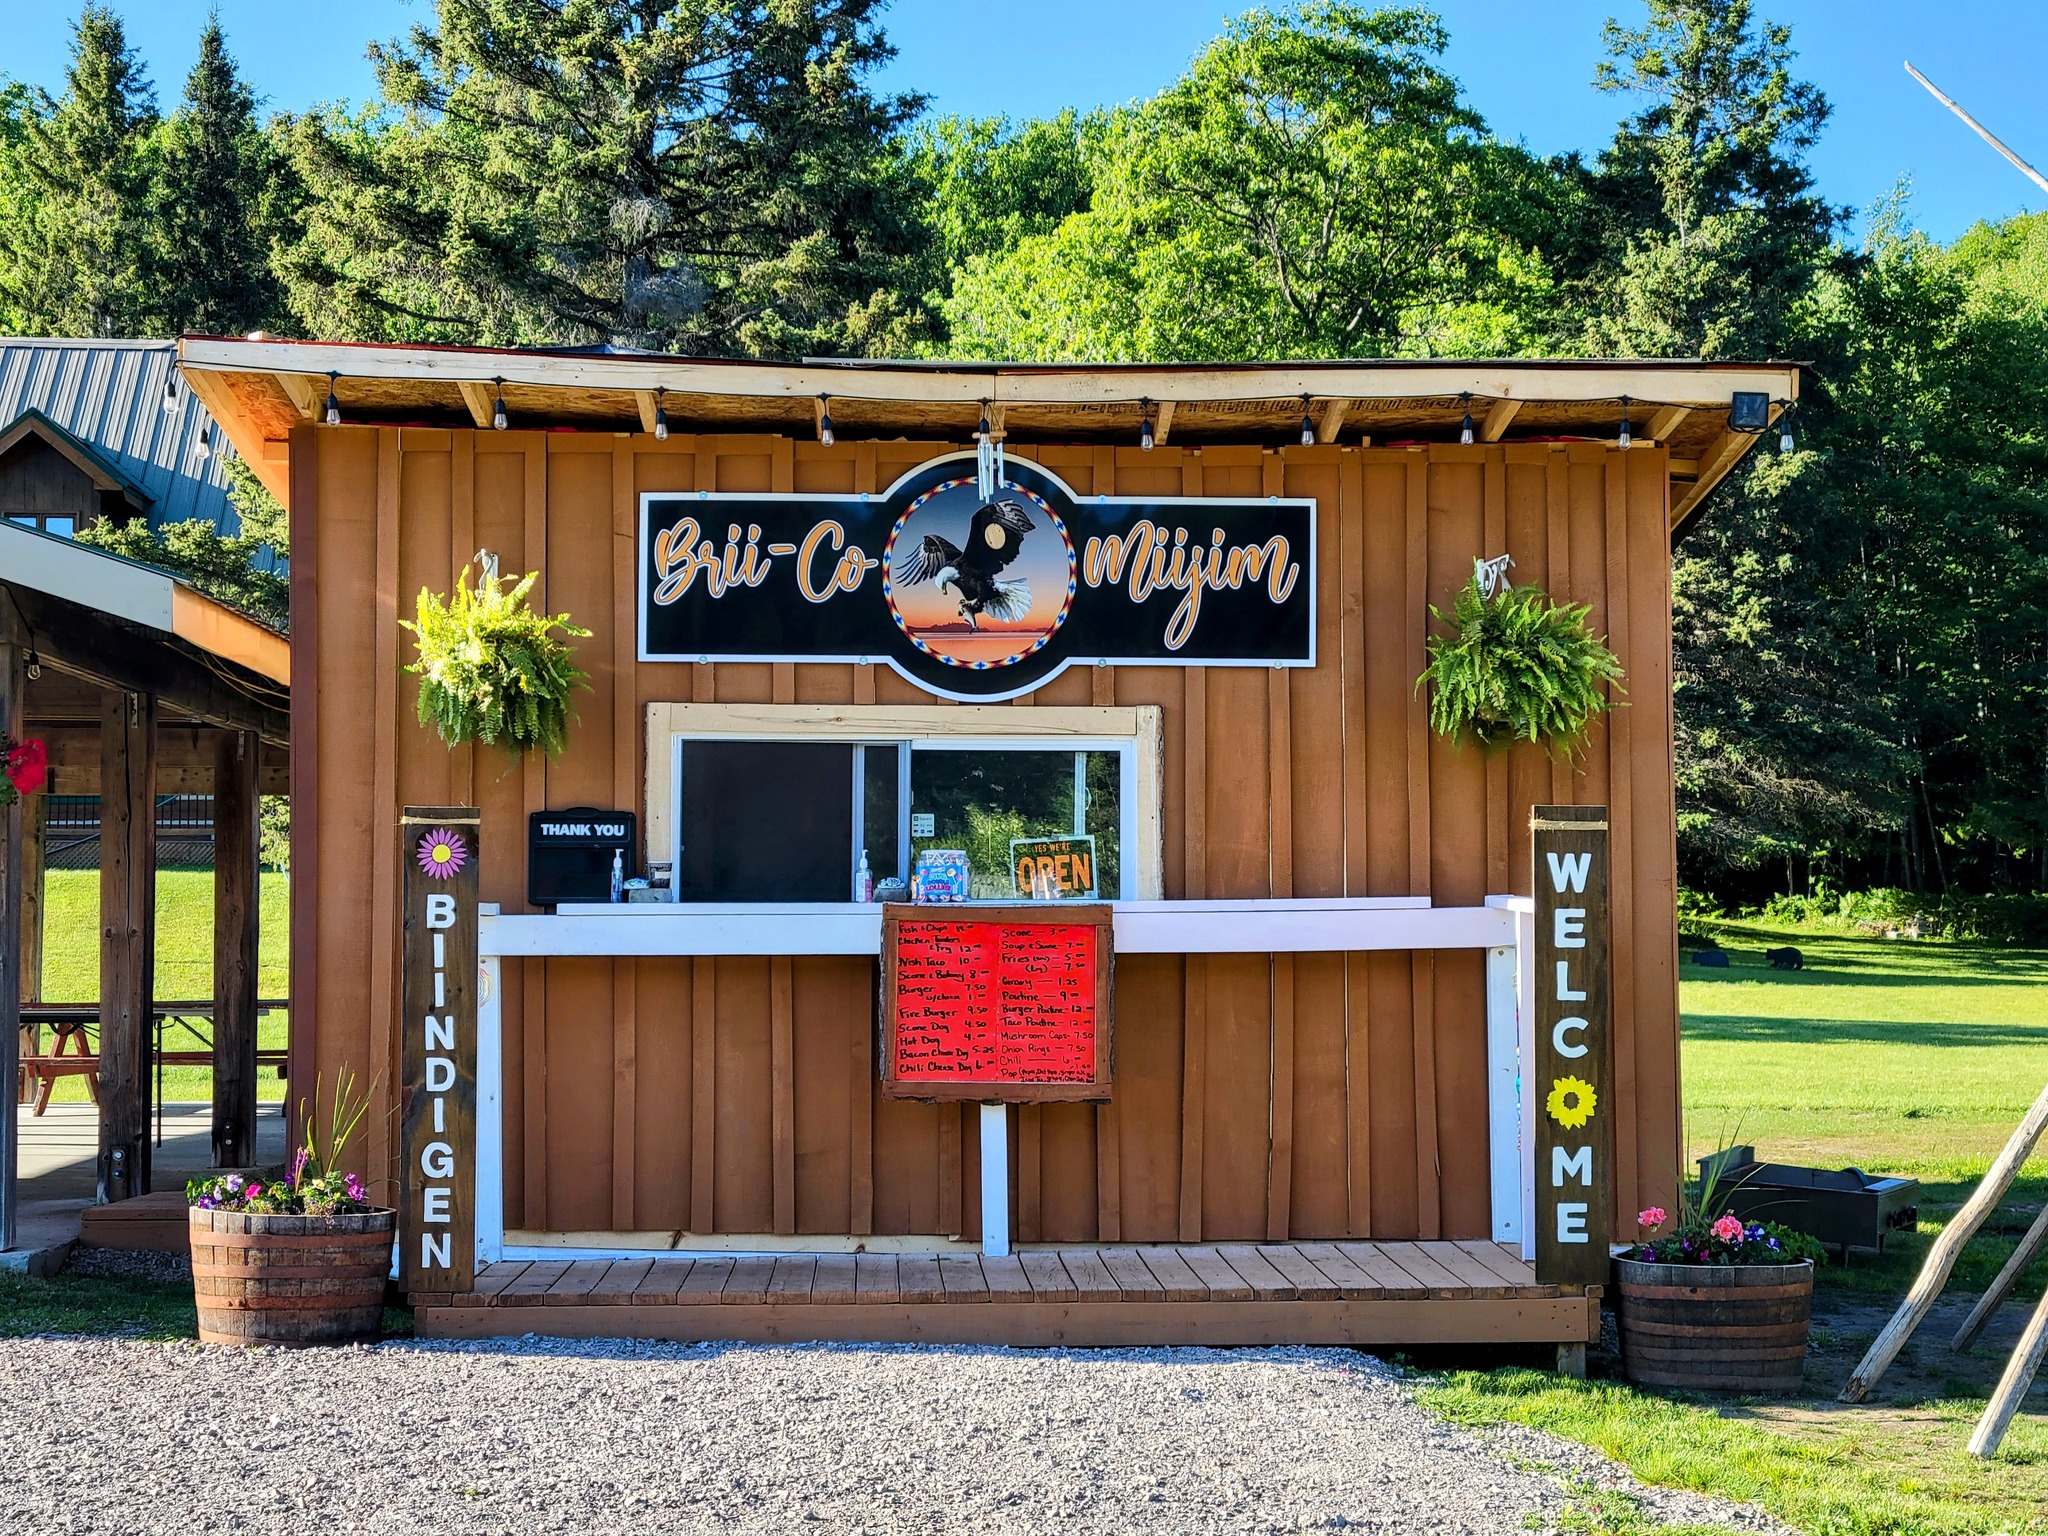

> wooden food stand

[{"left": 184, "top": 339, "right": 1797, "bottom": 1355}]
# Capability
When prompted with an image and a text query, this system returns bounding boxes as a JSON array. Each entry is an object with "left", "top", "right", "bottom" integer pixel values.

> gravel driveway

[{"left": 0, "top": 1335, "right": 1784, "bottom": 1535}]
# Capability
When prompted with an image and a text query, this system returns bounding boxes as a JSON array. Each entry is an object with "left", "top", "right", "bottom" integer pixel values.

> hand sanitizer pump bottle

[
  {"left": 610, "top": 847, "right": 624, "bottom": 903},
  {"left": 856, "top": 849, "right": 874, "bottom": 903}
]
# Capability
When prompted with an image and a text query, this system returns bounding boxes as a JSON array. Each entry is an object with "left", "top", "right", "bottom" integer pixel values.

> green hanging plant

[
  {"left": 402, "top": 560, "right": 591, "bottom": 758},
  {"left": 1417, "top": 565, "right": 1624, "bottom": 754}
]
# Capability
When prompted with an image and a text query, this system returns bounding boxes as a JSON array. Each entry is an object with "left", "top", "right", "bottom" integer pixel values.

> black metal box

[
  {"left": 528, "top": 807, "right": 637, "bottom": 907},
  {"left": 1700, "top": 1146, "right": 1919, "bottom": 1259}
]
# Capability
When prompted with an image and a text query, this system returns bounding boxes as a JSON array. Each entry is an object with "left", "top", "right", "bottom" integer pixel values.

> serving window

[{"left": 645, "top": 704, "right": 1163, "bottom": 903}]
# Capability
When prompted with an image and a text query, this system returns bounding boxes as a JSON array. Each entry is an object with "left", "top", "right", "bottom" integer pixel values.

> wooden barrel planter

[
  {"left": 189, "top": 1207, "right": 396, "bottom": 1347},
  {"left": 1614, "top": 1258, "right": 1814, "bottom": 1393}
]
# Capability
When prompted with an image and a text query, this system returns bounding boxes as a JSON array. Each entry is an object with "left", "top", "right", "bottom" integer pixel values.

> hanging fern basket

[
  {"left": 1417, "top": 566, "right": 1624, "bottom": 755},
  {"left": 402, "top": 562, "right": 591, "bottom": 758}
]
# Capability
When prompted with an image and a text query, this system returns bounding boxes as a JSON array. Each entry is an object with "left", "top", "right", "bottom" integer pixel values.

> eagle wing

[
  {"left": 896, "top": 533, "right": 961, "bottom": 586},
  {"left": 966, "top": 499, "right": 1034, "bottom": 573}
]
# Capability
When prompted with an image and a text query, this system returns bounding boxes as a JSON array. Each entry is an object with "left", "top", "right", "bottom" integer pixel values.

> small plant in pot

[
  {"left": 187, "top": 1071, "right": 394, "bottom": 1347},
  {"left": 1614, "top": 1158, "right": 1826, "bottom": 1393}
]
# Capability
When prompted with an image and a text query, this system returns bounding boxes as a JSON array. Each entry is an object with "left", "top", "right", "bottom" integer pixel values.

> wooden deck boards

[{"left": 416, "top": 1242, "right": 1596, "bottom": 1348}]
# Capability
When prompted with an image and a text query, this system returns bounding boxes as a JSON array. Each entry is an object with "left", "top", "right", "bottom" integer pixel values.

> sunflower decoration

[
  {"left": 417, "top": 827, "right": 468, "bottom": 881},
  {"left": 1546, "top": 1074, "right": 1597, "bottom": 1130}
]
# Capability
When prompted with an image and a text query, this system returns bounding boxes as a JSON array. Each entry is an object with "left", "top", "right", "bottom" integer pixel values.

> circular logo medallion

[{"left": 881, "top": 479, "right": 1077, "bottom": 672}]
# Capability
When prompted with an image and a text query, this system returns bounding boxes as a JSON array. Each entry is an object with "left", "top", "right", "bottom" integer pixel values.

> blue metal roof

[{"left": 0, "top": 337, "right": 238, "bottom": 534}]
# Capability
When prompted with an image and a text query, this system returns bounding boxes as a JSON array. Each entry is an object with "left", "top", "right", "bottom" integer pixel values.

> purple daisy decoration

[{"left": 418, "top": 827, "right": 468, "bottom": 880}]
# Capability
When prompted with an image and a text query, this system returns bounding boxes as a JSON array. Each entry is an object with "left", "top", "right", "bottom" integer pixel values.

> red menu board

[{"left": 883, "top": 903, "right": 1112, "bottom": 1102}]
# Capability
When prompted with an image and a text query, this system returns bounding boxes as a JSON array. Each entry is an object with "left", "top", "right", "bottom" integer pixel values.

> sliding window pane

[{"left": 910, "top": 747, "right": 1122, "bottom": 899}]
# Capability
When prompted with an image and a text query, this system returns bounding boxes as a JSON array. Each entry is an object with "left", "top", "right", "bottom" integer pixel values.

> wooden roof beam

[
  {"left": 274, "top": 373, "right": 321, "bottom": 423},
  {"left": 458, "top": 381, "right": 498, "bottom": 431},
  {"left": 1669, "top": 421, "right": 1769, "bottom": 532},
  {"left": 1645, "top": 405, "right": 1691, "bottom": 443},
  {"left": 1151, "top": 399, "right": 1175, "bottom": 446},
  {"left": 636, "top": 390, "right": 660, "bottom": 435},
  {"left": 1479, "top": 398, "right": 1521, "bottom": 442},
  {"left": 1314, "top": 398, "right": 1349, "bottom": 443}
]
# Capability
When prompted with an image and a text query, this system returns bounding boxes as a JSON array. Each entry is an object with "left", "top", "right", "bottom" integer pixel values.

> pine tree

[
  {"left": 278, "top": 0, "right": 930, "bottom": 357},
  {"left": 0, "top": 5, "right": 159, "bottom": 336},
  {"left": 151, "top": 17, "right": 291, "bottom": 335}
]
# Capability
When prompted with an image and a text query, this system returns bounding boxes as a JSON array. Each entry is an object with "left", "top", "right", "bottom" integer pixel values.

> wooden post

[
  {"left": 212, "top": 728, "right": 260, "bottom": 1168},
  {"left": 1954, "top": 1198, "right": 2048, "bottom": 1352},
  {"left": 1531, "top": 806, "right": 1612, "bottom": 1286},
  {"left": 0, "top": 634, "right": 24, "bottom": 1251},
  {"left": 21, "top": 791, "right": 43, "bottom": 1006},
  {"left": 98, "top": 688, "right": 156, "bottom": 1204},
  {"left": 1971, "top": 1284, "right": 2048, "bottom": 1457},
  {"left": 1840, "top": 1074, "right": 2048, "bottom": 1401},
  {"left": 400, "top": 808, "right": 480, "bottom": 1295}
]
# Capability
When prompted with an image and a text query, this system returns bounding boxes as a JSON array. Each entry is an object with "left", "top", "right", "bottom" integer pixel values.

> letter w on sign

[
  {"left": 1531, "top": 805, "right": 1611, "bottom": 1287},
  {"left": 400, "top": 807, "right": 481, "bottom": 1295}
]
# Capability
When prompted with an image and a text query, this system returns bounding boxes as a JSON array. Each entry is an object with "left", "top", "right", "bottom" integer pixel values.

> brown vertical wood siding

[{"left": 299, "top": 431, "right": 1682, "bottom": 1242}]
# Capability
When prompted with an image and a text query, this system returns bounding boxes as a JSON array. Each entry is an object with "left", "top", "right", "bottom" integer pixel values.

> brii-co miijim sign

[{"left": 638, "top": 451, "right": 1315, "bottom": 700}]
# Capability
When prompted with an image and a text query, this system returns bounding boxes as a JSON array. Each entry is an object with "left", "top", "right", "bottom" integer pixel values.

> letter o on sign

[{"left": 420, "top": 1140, "right": 455, "bottom": 1179}]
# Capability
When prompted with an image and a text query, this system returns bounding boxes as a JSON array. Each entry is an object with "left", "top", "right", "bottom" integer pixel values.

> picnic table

[{"left": 17, "top": 1000, "right": 289, "bottom": 1143}]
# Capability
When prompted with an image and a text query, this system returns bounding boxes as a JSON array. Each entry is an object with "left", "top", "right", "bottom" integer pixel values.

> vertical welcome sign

[
  {"left": 1531, "top": 805, "right": 1612, "bottom": 1286},
  {"left": 400, "top": 807, "right": 480, "bottom": 1294}
]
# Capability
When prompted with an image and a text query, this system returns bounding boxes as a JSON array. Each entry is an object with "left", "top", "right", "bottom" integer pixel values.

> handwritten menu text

[{"left": 893, "top": 919, "right": 1097, "bottom": 1083}]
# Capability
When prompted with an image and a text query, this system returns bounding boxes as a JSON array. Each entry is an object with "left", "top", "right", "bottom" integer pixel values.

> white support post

[
  {"left": 1515, "top": 899, "right": 1538, "bottom": 1261},
  {"left": 1485, "top": 943, "right": 1520, "bottom": 1244},
  {"left": 980, "top": 1102, "right": 1010, "bottom": 1256},
  {"left": 475, "top": 942, "right": 504, "bottom": 1266}
]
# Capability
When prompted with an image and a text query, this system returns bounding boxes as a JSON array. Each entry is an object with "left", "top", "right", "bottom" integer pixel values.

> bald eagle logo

[{"left": 894, "top": 498, "right": 1034, "bottom": 630}]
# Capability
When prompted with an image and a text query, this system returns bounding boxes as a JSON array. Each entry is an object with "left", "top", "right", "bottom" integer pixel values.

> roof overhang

[
  {"left": 0, "top": 519, "right": 288, "bottom": 686},
  {"left": 179, "top": 336, "right": 1802, "bottom": 536}
]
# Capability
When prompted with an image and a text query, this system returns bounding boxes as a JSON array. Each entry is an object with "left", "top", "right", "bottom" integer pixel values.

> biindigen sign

[
  {"left": 638, "top": 451, "right": 1315, "bottom": 700},
  {"left": 400, "top": 807, "right": 480, "bottom": 1294},
  {"left": 1531, "top": 805, "right": 1613, "bottom": 1287}
]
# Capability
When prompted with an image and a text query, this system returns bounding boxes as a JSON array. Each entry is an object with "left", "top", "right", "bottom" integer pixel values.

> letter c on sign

[
  {"left": 1552, "top": 1017, "right": 1589, "bottom": 1058},
  {"left": 421, "top": 1141, "right": 455, "bottom": 1178}
]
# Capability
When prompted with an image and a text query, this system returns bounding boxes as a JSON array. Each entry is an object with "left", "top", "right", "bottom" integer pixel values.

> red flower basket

[{"left": 1, "top": 733, "right": 45, "bottom": 808}]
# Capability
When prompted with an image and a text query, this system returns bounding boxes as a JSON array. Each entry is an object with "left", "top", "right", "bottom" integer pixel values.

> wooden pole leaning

[
  {"left": 1953, "top": 1198, "right": 2048, "bottom": 1352},
  {"left": 1971, "top": 1281, "right": 2048, "bottom": 1457},
  {"left": 1839, "top": 1075, "right": 2048, "bottom": 1402},
  {"left": 0, "top": 633, "right": 24, "bottom": 1252}
]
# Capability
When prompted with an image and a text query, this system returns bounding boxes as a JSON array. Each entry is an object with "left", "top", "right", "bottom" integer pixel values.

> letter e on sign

[
  {"left": 1531, "top": 805, "right": 1610, "bottom": 1286},
  {"left": 400, "top": 808, "right": 481, "bottom": 1296}
]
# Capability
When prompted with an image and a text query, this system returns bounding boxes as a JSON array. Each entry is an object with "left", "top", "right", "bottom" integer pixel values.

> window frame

[{"left": 645, "top": 703, "right": 1164, "bottom": 903}]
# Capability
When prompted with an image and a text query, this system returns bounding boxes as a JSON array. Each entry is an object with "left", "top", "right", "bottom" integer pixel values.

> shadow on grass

[
  {"left": 1684, "top": 1015, "right": 2048, "bottom": 1048},
  {"left": 0, "top": 1271, "right": 415, "bottom": 1343}
]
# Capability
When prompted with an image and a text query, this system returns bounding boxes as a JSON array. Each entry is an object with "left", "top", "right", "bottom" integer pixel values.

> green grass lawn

[
  {"left": 35, "top": 868, "right": 290, "bottom": 1103},
  {"left": 1420, "top": 920, "right": 2048, "bottom": 1535}
]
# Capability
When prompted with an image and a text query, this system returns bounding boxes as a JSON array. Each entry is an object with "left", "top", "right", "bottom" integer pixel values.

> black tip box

[{"left": 528, "top": 808, "right": 637, "bottom": 907}]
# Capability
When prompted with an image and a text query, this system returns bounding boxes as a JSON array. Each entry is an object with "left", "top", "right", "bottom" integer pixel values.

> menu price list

[{"left": 893, "top": 920, "right": 1097, "bottom": 1083}]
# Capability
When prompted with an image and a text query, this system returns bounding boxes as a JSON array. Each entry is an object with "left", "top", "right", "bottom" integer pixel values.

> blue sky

[{"left": 2, "top": 0, "right": 2044, "bottom": 244}]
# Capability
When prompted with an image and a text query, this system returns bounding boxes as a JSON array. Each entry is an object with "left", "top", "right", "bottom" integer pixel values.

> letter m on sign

[{"left": 1530, "top": 806, "right": 1611, "bottom": 1287}]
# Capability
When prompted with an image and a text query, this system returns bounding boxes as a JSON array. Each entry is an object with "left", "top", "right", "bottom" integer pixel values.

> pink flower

[
  {"left": 1637, "top": 1206, "right": 1667, "bottom": 1230},
  {"left": 246, "top": 1183, "right": 263, "bottom": 1199},
  {"left": 417, "top": 828, "right": 468, "bottom": 880},
  {"left": 1712, "top": 1213, "right": 1744, "bottom": 1242},
  {"left": 6, "top": 738, "right": 47, "bottom": 797}
]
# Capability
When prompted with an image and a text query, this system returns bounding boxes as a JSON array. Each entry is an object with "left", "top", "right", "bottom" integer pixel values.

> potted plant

[
  {"left": 403, "top": 556, "right": 589, "bottom": 757},
  {"left": 1614, "top": 1158, "right": 1826, "bottom": 1393},
  {"left": 187, "top": 1072, "right": 394, "bottom": 1347},
  {"left": 1417, "top": 562, "right": 1624, "bottom": 755}
]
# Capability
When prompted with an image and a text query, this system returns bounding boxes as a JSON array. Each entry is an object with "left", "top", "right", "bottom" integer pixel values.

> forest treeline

[{"left": 3, "top": 0, "right": 2045, "bottom": 905}]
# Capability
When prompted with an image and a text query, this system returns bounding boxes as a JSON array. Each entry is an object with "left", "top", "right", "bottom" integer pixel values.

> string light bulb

[
  {"left": 653, "top": 387, "right": 669, "bottom": 441},
  {"left": 818, "top": 394, "right": 834, "bottom": 447},
  {"left": 1140, "top": 397, "right": 1154, "bottom": 452},
  {"left": 1299, "top": 394, "right": 1315, "bottom": 447},
  {"left": 1618, "top": 395, "right": 1632, "bottom": 451},
  {"left": 193, "top": 424, "right": 212, "bottom": 463},
  {"left": 323, "top": 371, "right": 340, "bottom": 427},
  {"left": 491, "top": 378, "right": 507, "bottom": 431},
  {"left": 161, "top": 375, "right": 178, "bottom": 414},
  {"left": 1778, "top": 403, "right": 1795, "bottom": 454},
  {"left": 1459, "top": 392, "right": 1475, "bottom": 445}
]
